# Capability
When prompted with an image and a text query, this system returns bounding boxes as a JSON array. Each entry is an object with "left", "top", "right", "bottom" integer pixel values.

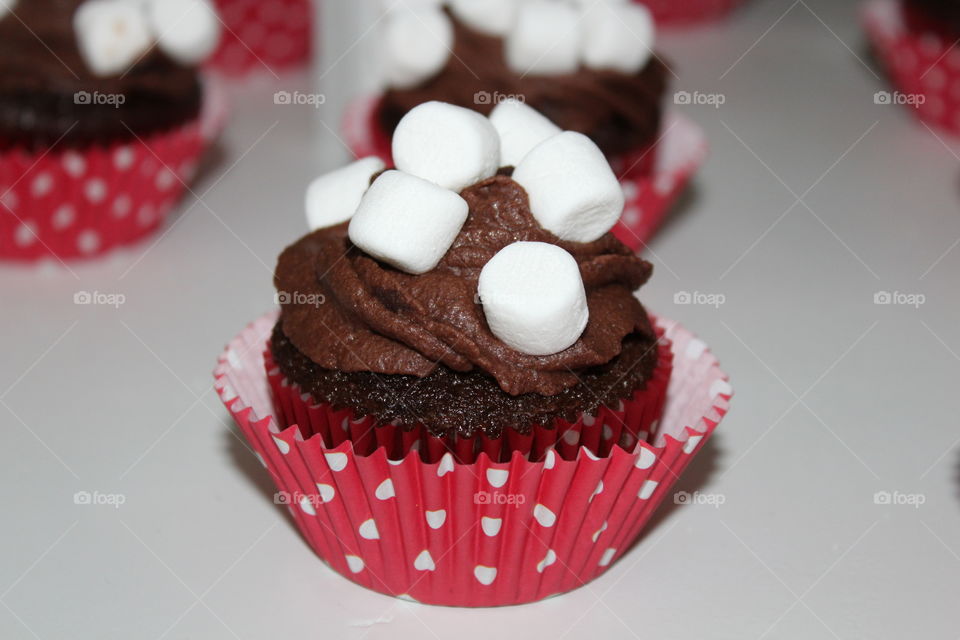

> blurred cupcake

[
  {"left": 634, "top": 0, "right": 750, "bottom": 26},
  {"left": 207, "top": 0, "right": 311, "bottom": 77},
  {"left": 0, "top": 0, "right": 225, "bottom": 261},
  {"left": 863, "top": 0, "right": 960, "bottom": 136},
  {"left": 343, "top": 0, "right": 707, "bottom": 251},
  {"left": 216, "top": 101, "right": 731, "bottom": 606}
]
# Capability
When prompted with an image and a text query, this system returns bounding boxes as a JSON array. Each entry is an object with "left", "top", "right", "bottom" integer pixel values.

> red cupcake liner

[
  {"left": 341, "top": 95, "right": 706, "bottom": 253},
  {"left": 207, "top": 0, "right": 312, "bottom": 76},
  {"left": 863, "top": 0, "right": 960, "bottom": 137},
  {"left": 634, "top": 0, "right": 750, "bottom": 26},
  {"left": 265, "top": 330, "right": 672, "bottom": 465},
  {"left": 0, "top": 81, "right": 227, "bottom": 262},
  {"left": 214, "top": 311, "right": 732, "bottom": 607}
]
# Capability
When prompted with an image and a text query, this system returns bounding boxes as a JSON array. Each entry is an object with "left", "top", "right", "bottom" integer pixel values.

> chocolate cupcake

[
  {"left": 0, "top": 0, "right": 224, "bottom": 261},
  {"left": 270, "top": 100, "right": 672, "bottom": 462}
]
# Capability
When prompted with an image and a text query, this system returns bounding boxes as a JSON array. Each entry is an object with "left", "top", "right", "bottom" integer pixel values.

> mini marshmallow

[
  {"left": 393, "top": 101, "right": 500, "bottom": 191},
  {"left": 147, "top": 0, "right": 221, "bottom": 66},
  {"left": 580, "top": 3, "right": 655, "bottom": 74},
  {"left": 382, "top": 7, "right": 453, "bottom": 89},
  {"left": 505, "top": 1, "right": 581, "bottom": 76},
  {"left": 478, "top": 241, "right": 588, "bottom": 356},
  {"left": 74, "top": 0, "right": 153, "bottom": 77},
  {"left": 512, "top": 131, "right": 624, "bottom": 243},
  {"left": 305, "top": 157, "right": 386, "bottom": 231},
  {"left": 488, "top": 99, "right": 561, "bottom": 167},
  {"left": 348, "top": 170, "right": 469, "bottom": 274},
  {"left": 448, "top": 0, "right": 517, "bottom": 36}
]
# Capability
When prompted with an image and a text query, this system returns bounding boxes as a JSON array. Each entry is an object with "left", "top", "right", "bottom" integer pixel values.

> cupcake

[
  {"left": 863, "top": 0, "right": 960, "bottom": 136},
  {"left": 207, "top": 0, "right": 311, "bottom": 76},
  {"left": 215, "top": 100, "right": 732, "bottom": 606},
  {"left": 635, "top": 0, "right": 750, "bottom": 26},
  {"left": 342, "top": 0, "right": 707, "bottom": 251},
  {"left": 0, "top": 0, "right": 225, "bottom": 261}
]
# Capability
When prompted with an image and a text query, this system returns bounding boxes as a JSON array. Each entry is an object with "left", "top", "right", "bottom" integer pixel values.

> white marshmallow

[
  {"left": 147, "top": 0, "right": 221, "bottom": 66},
  {"left": 488, "top": 99, "right": 561, "bottom": 168},
  {"left": 580, "top": 3, "right": 654, "bottom": 74},
  {"left": 478, "top": 242, "right": 588, "bottom": 356},
  {"left": 505, "top": 1, "right": 581, "bottom": 76},
  {"left": 73, "top": 0, "right": 153, "bottom": 77},
  {"left": 0, "top": 0, "right": 19, "bottom": 20},
  {"left": 382, "top": 7, "right": 453, "bottom": 89},
  {"left": 393, "top": 101, "right": 500, "bottom": 191},
  {"left": 512, "top": 131, "right": 624, "bottom": 242},
  {"left": 305, "top": 157, "right": 386, "bottom": 231},
  {"left": 348, "top": 170, "right": 469, "bottom": 274},
  {"left": 448, "top": 0, "right": 517, "bottom": 36}
]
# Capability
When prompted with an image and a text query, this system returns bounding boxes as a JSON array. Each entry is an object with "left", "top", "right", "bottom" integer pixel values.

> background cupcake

[
  {"left": 342, "top": 0, "right": 707, "bottom": 251},
  {"left": 0, "top": 0, "right": 225, "bottom": 261},
  {"left": 635, "top": 0, "right": 751, "bottom": 26},
  {"left": 207, "top": 0, "right": 312, "bottom": 77}
]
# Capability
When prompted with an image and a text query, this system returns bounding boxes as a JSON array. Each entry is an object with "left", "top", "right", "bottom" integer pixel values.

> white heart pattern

[
  {"left": 710, "top": 378, "right": 733, "bottom": 398},
  {"left": 414, "top": 549, "right": 436, "bottom": 571},
  {"left": 474, "top": 565, "right": 497, "bottom": 585},
  {"left": 298, "top": 495, "right": 315, "bottom": 516},
  {"left": 481, "top": 517, "right": 503, "bottom": 537},
  {"left": 272, "top": 435, "right": 290, "bottom": 455},
  {"left": 598, "top": 548, "right": 616, "bottom": 567},
  {"left": 683, "top": 435, "right": 703, "bottom": 454},
  {"left": 635, "top": 446, "right": 656, "bottom": 469},
  {"left": 543, "top": 449, "right": 557, "bottom": 470},
  {"left": 536, "top": 549, "right": 557, "bottom": 573},
  {"left": 486, "top": 469, "right": 509, "bottom": 488},
  {"left": 324, "top": 452, "right": 348, "bottom": 472},
  {"left": 592, "top": 521, "right": 608, "bottom": 543},
  {"left": 563, "top": 429, "right": 579, "bottom": 445},
  {"left": 345, "top": 555, "right": 364, "bottom": 573},
  {"left": 437, "top": 453, "right": 455, "bottom": 477},
  {"left": 375, "top": 478, "right": 396, "bottom": 500},
  {"left": 533, "top": 504, "right": 557, "bottom": 527},
  {"left": 359, "top": 518, "right": 380, "bottom": 540},
  {"left": 317, "top": 483, "right": 335, "bottom": 503},
  {"left": 590, "top": 480, "right": 604, "bottom": 501},
  {"left": 425, "top": 509, "right": 447, "bottom": 529},
  {"left": 638, "top": 479, "right": 658, "bottom": 500}
]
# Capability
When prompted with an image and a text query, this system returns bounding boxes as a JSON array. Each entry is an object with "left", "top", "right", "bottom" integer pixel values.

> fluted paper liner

[
  {"left": 0, "top": 80, "right": 227, "bottom": 261},
  {"left": 341, "top": 95, "right": 707, "bottom": 252},
  {"left": 635, "top": 0, "right": 750, "bottom": 25},
  {"left": 207, "top": 0, "right": 311, "bottom": 76},
  {"left": 215, "top": 311, "right": 731, "bottom": 607},
  {"left": 863, "top": 0, "right": 960, "bottom": 137}
]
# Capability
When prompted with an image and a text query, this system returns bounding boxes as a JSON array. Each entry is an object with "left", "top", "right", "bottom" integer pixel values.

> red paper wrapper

[
  {"left": 863, "top": 0, "right": 960, "bottom": 137},
  {"left": 214, "top": 311, "right": 732, "bottom": 607},
  {"left": 0, "top": 82, "right": 227, "bottom": 262},
  {"left": 207, "top": 0, "right": 312, "bottom": 76},
  {"left": 634, "top": 0, "right": 750, "bottom": 26},
  {"left": 265, "top": 331, "right": 672, "bottom": 465},
  {"left": 342, "top": 95, "right": 707, "bottom": 252}
]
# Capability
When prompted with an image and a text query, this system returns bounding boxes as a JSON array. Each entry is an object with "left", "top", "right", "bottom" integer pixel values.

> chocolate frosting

[
  {"left": 275, "top": 173, "right": 654, "bottom": 397},
  {"left": 905, "top": 0, "right": 960, "bottom": 35},
  {"left": 0, "top": 0, "right": 202, "bottom": 149},
  {"left": 377, "top": 11, "right": 668, "bottom": 158}
]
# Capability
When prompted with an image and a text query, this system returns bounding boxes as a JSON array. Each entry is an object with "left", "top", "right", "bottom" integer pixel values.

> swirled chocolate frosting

[
  {"left": 0, "top": 0, "right": 202, "bottom": 150},
  {"left": 274, "top": 175, "right": 656, "bottom": 432},
  {"left": 377, "top": 11, "right": 668, "bottom": 159}
]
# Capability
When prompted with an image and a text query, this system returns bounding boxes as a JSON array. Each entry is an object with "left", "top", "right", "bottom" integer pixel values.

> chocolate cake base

[{"left": 269, "top": 319, "right": 662, "bottom": 440}]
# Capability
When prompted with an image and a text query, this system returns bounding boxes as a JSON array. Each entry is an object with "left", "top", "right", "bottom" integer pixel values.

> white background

[{"left": 1, "top": 0, "right": 959, "bottom": 637}]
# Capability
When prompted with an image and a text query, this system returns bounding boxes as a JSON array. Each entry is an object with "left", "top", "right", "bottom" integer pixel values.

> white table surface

[{"left": 2, "top": 0, "right": 959, "bottom": 637}]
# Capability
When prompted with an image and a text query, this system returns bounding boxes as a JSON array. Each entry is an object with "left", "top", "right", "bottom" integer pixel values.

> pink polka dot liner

[
  {"left": 341, "top": 95, "right": 708, "bottom": 254},
  {"left": 206, "top": 0, "right": 312, "bottom": 77},
  {"left": 634, "top": 0, "right": 751, "bottom": 26},
  {"left": 863, "top": 0, "right": 960, "bottom": 137},
  {"left": 214, "top": 311, "right": 732, "bottom": 607},
  {"left": 0, "top": 81, "right": 227, "bottom": 262}
]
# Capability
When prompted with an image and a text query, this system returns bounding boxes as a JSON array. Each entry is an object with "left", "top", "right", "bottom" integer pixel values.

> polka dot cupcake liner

[
  {"left": 634, "top": 0, "right": 750, "bottom": 26},
  {"left": 0, "top": 80, "right": 227, "bottom": 262},
  {"left": 341, "top": 95, "right": 707, "bottom": 253},
  {"left": 863, "top": 0, "right": 960, "bottom": 137},
  {"left": 214, "top": 311, "right": 732, "bottom": 607},
  {"left": 207, "top": 0, "right": 312, "bottom": 77},
  {"left": 264, "top": 328, "right": 672, "bottom": 465}
]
